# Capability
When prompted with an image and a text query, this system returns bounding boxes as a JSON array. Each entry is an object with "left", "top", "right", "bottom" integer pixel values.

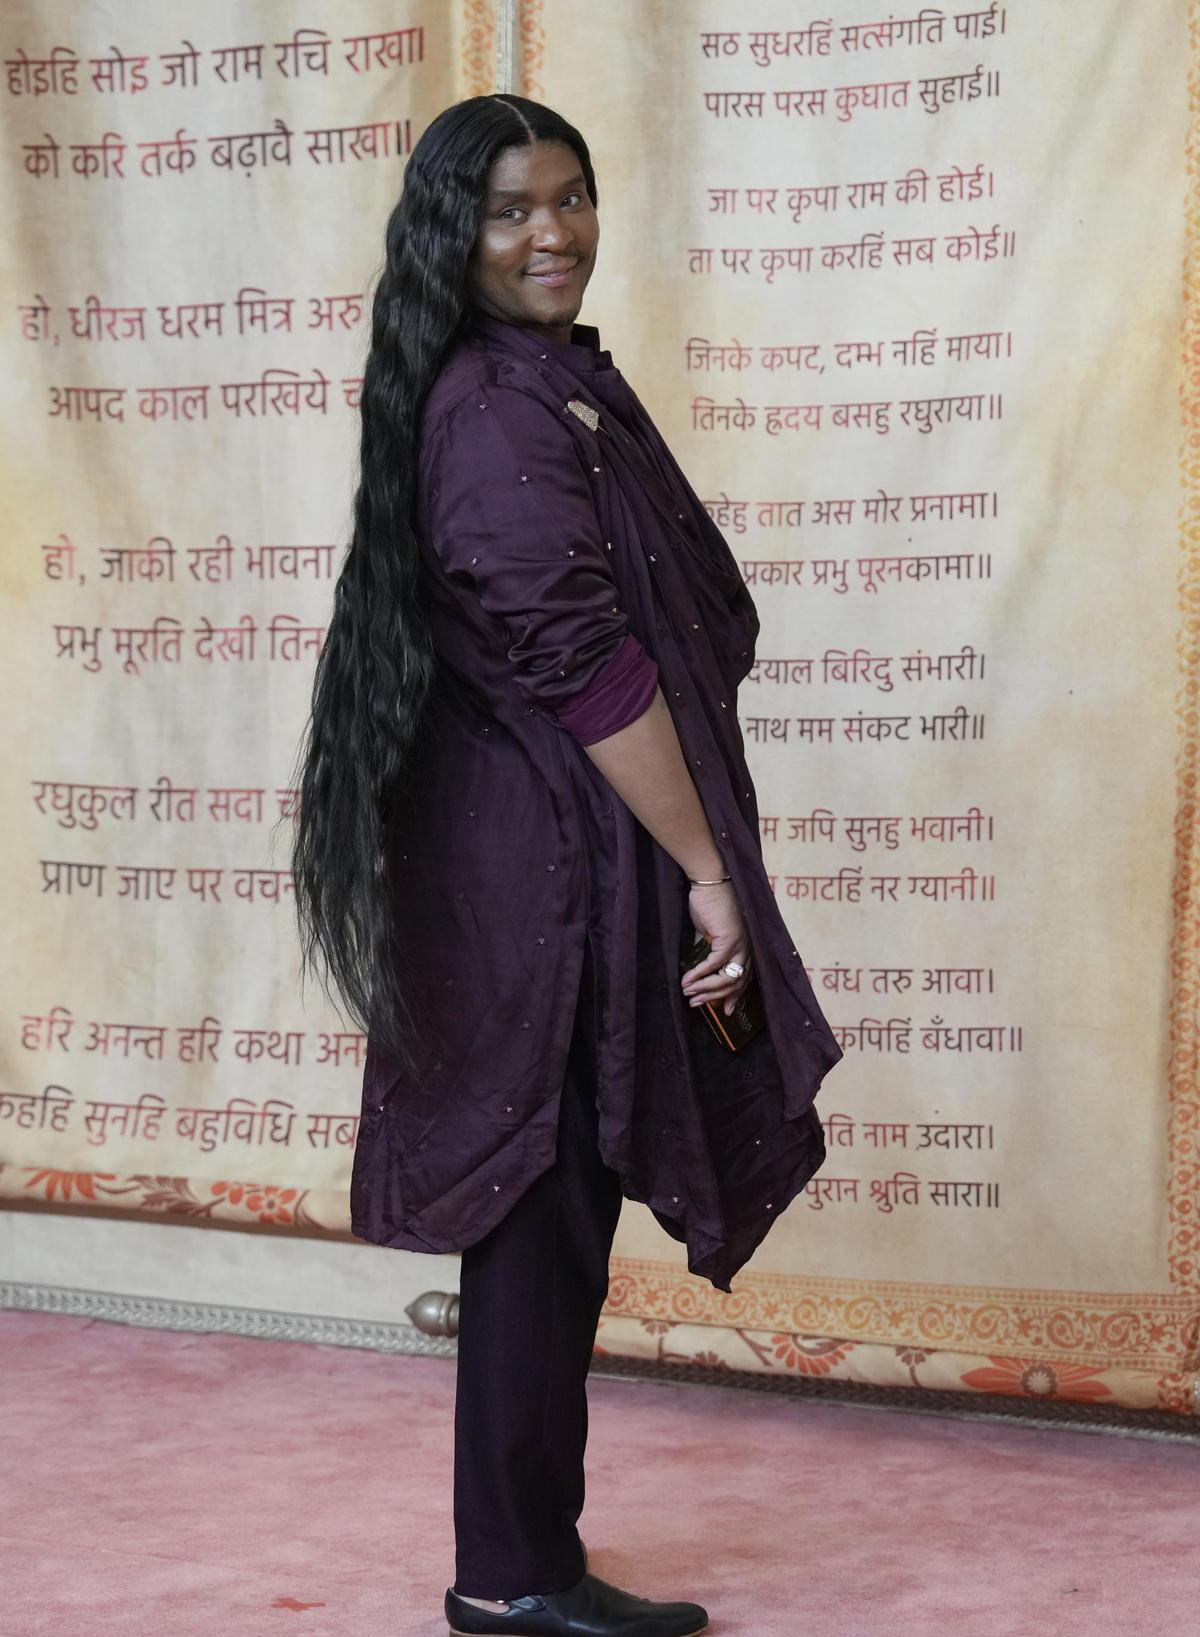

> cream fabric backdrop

[{"left": 2, "top": 0, "right": 1197, "bottom": 1414}]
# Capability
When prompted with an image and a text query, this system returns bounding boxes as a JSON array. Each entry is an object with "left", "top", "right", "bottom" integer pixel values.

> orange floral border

[
  {"left": 460, "top": 0, "right": 497, "bottom": 98},
  {"left": 2, "top": 1165, "right": 341, "bottom": 1232},
  {"left": 1167, "top": 0, "right": 1200, "bottom": 1347},
  {"left": 517, "top": 0, "right": 546, "bottom": 98},
  {"left": 603, "top": 1260, "right": 1198, "bottom": 1375},
  {"left": 593, "top": 1312, "right": 1159, "bottom": 1410}
]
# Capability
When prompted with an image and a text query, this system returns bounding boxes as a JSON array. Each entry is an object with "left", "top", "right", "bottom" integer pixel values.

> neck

[{"left": 473, "top": 304, "right": 575, "bottom": 347}]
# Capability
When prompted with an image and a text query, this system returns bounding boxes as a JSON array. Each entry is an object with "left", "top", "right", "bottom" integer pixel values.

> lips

[{"left": 526, "top": 263, "right": 578, "bottom": 285}]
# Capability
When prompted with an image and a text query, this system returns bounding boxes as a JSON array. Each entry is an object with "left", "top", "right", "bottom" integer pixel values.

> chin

[{"left": 518, "top": 285, "right": 583, "bottom": 318}]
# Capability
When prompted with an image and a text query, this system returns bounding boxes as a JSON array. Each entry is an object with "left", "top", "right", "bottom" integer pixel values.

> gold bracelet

[{"left": 688, "top": 874, "right": 731, "bottom": 886}]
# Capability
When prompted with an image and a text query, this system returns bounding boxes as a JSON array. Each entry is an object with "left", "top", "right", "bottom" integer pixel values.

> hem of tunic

[
  {"left": 348, "top": 1113, "right": 828, "bottom": 1295},
  {"left": 666, "top": 1121, "right": 828, "bottom": 1294}
]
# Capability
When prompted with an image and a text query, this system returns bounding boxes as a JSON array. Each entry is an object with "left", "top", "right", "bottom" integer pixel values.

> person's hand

[{"left": 680, "top": 880, "right": 753, "bottom": 1016}]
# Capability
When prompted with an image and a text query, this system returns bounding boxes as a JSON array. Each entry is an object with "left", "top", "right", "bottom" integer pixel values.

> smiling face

[{"left": 470, "top": 138, "right": 598, "bottom": 344}]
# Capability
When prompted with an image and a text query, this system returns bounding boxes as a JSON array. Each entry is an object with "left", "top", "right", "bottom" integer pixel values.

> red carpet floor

[{"left": 1, "top": 1309, "right": 1196, "bottom": 1637}]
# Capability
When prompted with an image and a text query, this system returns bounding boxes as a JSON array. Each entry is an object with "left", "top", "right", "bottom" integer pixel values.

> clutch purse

[{"left": 680, "top": 931, "right": 766, "bottom": 1052}]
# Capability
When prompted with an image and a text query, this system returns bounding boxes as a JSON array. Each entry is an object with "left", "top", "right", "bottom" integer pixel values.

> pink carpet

[{"left": 1, "top": 1309, "right": 1196, "bottom": 1637}]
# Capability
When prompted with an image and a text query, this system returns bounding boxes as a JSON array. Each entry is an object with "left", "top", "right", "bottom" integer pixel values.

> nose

[{"left": 530, "top": 208, "right": 576, "bottom": 253}]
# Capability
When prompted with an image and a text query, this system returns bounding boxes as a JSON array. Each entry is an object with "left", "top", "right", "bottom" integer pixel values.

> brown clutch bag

[{"left": 680, "top": 931, "right": 766, "bottom": 1052}]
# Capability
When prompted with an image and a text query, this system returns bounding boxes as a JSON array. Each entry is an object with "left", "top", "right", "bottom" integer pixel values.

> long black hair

[{"left": 284, "top": 93, "right": 599, "bottom": 1077}]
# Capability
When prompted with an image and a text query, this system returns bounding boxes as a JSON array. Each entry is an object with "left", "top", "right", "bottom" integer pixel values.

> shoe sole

[{"left": 448, "top": 1624, "right": 708, "bottom": 1637}]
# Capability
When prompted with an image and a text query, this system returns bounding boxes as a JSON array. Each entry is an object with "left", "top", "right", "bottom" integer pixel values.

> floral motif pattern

[
  {"left": 960, "top": 1357, "right": 1114, "bottom": 1403},
  {"left": 14, "top": 1166, "right": 329, "bottom": 1230}
]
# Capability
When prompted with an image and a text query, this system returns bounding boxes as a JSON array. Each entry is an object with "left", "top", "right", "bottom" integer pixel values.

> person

[{"left": 288, "top": 94, "right": 843, "bottom": 1637}]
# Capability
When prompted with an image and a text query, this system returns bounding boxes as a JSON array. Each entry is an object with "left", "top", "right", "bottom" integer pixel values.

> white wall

[{"left": 0, "top": 1207, "right": 455, "bottom": 1328}]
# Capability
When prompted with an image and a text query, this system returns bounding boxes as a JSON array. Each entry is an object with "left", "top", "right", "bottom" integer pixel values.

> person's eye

[{"left": 497, "top": 194, "right": 581, "bottom": 220}]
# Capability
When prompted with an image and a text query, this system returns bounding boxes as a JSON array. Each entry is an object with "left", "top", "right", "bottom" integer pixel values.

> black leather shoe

[{"left": 444, "top": 1570, "right": 708, "bottom": 1637}]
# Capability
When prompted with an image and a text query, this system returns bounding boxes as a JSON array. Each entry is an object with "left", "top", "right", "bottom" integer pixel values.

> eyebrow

[{"left": 488, "top": 171, "right": 586, "bottom": 202}]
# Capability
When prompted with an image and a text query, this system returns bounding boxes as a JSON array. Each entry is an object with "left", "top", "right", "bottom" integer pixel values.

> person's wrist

[{"left": 685, "top": 856, "right": 729, "bottom": 886}]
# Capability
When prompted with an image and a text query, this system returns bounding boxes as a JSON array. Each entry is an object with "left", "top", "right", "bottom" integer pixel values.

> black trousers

[{"left": 451, "top": 942, "right": 625, "bottom": 1599}]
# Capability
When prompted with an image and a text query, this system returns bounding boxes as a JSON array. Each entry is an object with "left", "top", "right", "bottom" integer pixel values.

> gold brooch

[{"left": 565, "top": 397, "right": 600, "bottom": 432}]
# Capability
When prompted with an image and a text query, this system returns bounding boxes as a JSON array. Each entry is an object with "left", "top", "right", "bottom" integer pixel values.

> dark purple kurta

[{"left": 349, "top": 307, "right": 844, "bottom": 1292}]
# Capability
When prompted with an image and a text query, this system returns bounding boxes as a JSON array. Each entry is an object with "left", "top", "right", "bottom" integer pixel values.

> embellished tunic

[{"left": 349, "top": 307, "right": 843, "bottom": 1292}]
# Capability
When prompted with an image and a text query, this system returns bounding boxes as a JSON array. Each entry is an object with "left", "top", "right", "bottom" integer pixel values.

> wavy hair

[{"left": 284, "top": 93, "right": 598, "bottom": 1076}]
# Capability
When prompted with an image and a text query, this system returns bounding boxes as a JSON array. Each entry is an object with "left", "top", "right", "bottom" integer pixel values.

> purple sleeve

[
  {"left": 554, "top": 630, "right": 658, "bottom": 745},
  {"left": 421, "top": 382, "right": 654, "bottom": 736}
]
